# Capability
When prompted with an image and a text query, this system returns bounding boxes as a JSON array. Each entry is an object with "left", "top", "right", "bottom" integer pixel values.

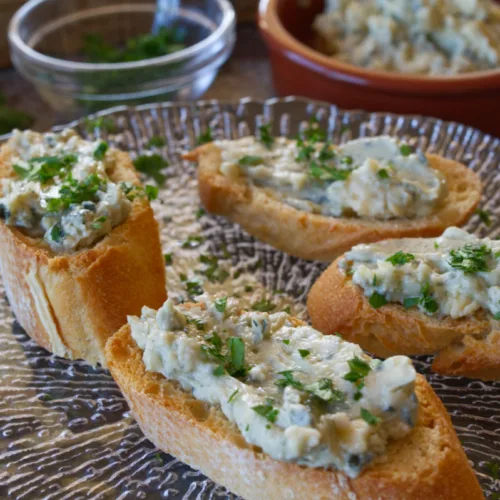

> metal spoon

[{"left": 152, "top": 0, "right": 180, "bottom": 34}]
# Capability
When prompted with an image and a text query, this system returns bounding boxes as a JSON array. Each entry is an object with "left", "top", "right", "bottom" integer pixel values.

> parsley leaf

[
  {"left": 196, "top": 127, "right": 213, "bottom": 146},
  {"left": 386, "top": 251, "right": 415, "bottom": 266},
  {"left": 164, "top": 253, "right": 173, "bottom": 265},
  {"left": 344, "top": 357, "right": 371, "bottom": 383},
  {"left": 214, "top": 297, "right": 228, "bottom": 313},
  {"left": 299, "top": 349, "right": 310, "bottom": 358},
  {"left": 147, "top": 136, "right": 166, "bottom": 148},
  {"left": 282, "top": 339, "right": 290, "bottom": 345},
  {"left": 50, "top": 224, "right": 65, "bottom": 243},
  {"left": 228, "top": 337, "right": 246, "bottom": 377},
  {"left": 275, "top": 370, "right": 304, "bottom": 390},
  {"left": 93, "top": 141, "right": 108, "bottom": 160},
  {"left": 486, "top": 462, "right": 500, "bottom": 480},
  {"left": 252, "top": 399, "right": 279, "bottom": 423},
  {"left": 13, "top": 154, "right": 77, "bottom": 184},
  {"left": 259, "top": 124, "right": 274, "bottom": 150},
  {"left": 475, "top": 209, "right": 491, "bottom": 227},
  {"left": 309, "top": 161, "right": 351, "bottom": 182},
  {"left": 185, "top": 280, "right": 203, "bottom": 298},
  {"left": 133, "top": 154, "right": 168, "bottom": 185},
  {"left": 369, "top": 292, "right": 387, "bottom": 309},
  {"left": 91, "top": 215, "right": 107, "bottom": 230},
  {"left": 238, "top": 155, "right": 264, "bottom": 166},
  {"left": 252, "top": 299, "right": 275, "bottom": 313},
  {"left": 403, "top": 297, "right": 420, "bottom": 309},
  {"left": 448, "top": 244, "right": 492, "bottom": 274},
  {"left": 228, "top": 389, "right": 240, "bottom": 403},
  {"left": 304, "top": 378, "right": 345, "bottom": 403},
  {"left": 399, "top": 144, "right": 412, "bottom": 156},
  {"left": 182, "top": 235, "right": 204, "bottom": 249},
  {"left": 494, "top": 312, "right": 500, "bottom": 320},
  {"left": 360, "top": 408, "right": 380, "bottom": 426},
  {"left": 145, "top": 184, "right": 158, "bottom": 201},
  {"left": 195, "top": 208, "right": 206, "bottom": 219},
  {"left": 420, "top": 283, "right": 438, "bottom": 313}
]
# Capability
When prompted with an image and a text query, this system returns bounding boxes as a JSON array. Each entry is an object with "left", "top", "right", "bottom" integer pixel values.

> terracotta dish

[{"left": 258, "top": 0, "right": 500, "bottom": 136}]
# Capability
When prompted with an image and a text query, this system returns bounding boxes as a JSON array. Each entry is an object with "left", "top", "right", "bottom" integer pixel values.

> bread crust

[
  {"left": 0, "top": 142, "right": 167, "bottom": 367},
  {"left": 307, "top": 258, "right": 500, "bottom": 380},
  {"left": 105, "top": 324, "right": 484, "bottom": 500},
  {"left": 185, "top": 144, "right": 482, "bottom": 262}
]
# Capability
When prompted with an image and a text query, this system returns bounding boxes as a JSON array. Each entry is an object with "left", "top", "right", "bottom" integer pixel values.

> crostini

[
  {"left": 106, "top": 295, "right": 483, "bottom": 499},
  {"left": 0, "top": 129, "right": 167, "bottom": 366},
  {"left": 184, "top": 126, "right": 481, "bottom": 261},
  {"left": 308, "top": 227, "right": 500, "bottom": 380}
]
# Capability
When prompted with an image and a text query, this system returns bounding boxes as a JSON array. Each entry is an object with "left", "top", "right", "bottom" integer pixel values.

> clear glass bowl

[{"left": 8, "top": 0, "right": 236, "bottom": 118}]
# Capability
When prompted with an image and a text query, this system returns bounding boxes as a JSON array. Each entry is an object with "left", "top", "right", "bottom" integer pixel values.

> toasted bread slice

[
  {"left": 105, "top": 323, "right": 484, "bottom": 500},
  {"left": 307, "top": 258, "right": 500, "bottom": 380},
  {"left": 184, "top": 143, "right": 481, "bottom": 262},
  {"left": 0, "top": 141, "right": 167, "bottom": 367}
]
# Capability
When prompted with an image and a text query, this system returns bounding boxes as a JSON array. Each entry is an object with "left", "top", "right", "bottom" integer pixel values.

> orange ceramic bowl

[{"left": 258, "top": 0, "right": 500, "bottom": 136}]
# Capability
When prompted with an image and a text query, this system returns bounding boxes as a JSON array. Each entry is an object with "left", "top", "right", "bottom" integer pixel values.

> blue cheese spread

[
  {"left": 314, "top": 0, "right": 500, "bottom": 75},
  {"left": 129, "top": 295, "right": 418, "bottom": 478},
  {"left": 215, "top": 134, "right": 446, "bottom": 219},
  {"left": 339, "top": 227, "right": 500, "bottom": 319},
  {"left": 0, "top": 129, "right": 142, "bottom": 253}
]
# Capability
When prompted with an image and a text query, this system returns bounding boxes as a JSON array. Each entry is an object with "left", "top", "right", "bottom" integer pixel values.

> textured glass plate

[{"left": 1, "top": 97, "right": 500, "bottom": 500}]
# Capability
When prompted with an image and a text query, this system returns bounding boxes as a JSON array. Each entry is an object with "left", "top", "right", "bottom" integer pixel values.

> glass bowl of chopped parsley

[{"left": 8, "top": 0, "right": 236, "bottom": 117}]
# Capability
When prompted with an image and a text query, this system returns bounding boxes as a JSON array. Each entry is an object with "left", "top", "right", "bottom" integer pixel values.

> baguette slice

[
  {"left": 307, "top": 258, "right": 500, "bottom": 380},
  {"left": 184, "top": 143, "right": 481, "bottom": 262},
  {"left": 0, "top": 142, "right": 167, "bottom": 367},
  {"left": 105, "top": 323, "right": 484, "bottom": 500}
]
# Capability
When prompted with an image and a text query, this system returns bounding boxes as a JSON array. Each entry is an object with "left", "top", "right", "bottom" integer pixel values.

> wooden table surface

[{"left": 1, "top": 24, "right": 275, "bottom": 132}]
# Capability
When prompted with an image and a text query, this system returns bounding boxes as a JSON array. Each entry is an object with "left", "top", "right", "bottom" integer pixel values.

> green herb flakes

[
  {"left": 84, "top": 116, "right": 117, "bottom": 133},
  {"left": 304, "top": 378, "right": 345, "bottom": 403},
  {"left": 283, "top": 306, "right": 291, "bottom": 314},
  {"left": 369, "top": 292, "right": 387, "bottom": 309},
  {"left": 282, "top": 339, "right": 290, "bottom": 345},
  {"left": 476, "top": 209, "right": 491, "bottom": 227},
  {"left": 93, "top": 141, "right": 108, "bottom": 160},
  {"left": 50, "top": 224, "right": 64, "bottom": 243},
  {"left": 399, "top": 144, "right": 412, "bottom": 156},
  {"left": 344, "top": 357, "right": 371, "bottom": 383},
  {"left": 182, "top": 235, "right": 204, "bottom": 249},
  {"left": 195, "top": 208, "right": 206, "bottom": 219},
  {"left": 275, "top": 370, "right": 304, "bottom": 390},
  {"left": 360, "top": 408, "right": 380, "bottom": 426},
  {"left": 259, "top": 124, "right": 274, "bottom": 150},
  {"left": 448, "top": 244, "right": 492, "bottom": 274},
  {"left": 238, "top": 155, "right": 264, "bottom": 166},
  {"left": 91, "top": 215, "right": 107, "bottom": 230},
  {"left": 196, "top": 127, "right": 213, "bottom": 146},
  {"left": 214, "top": 297, "right": 228, "bottom": 313},
  {"left": 145, "top": 185, "right": 158, "bottom": 201},
  {"left": 252, "top": 400, "right": 279, "bottom": 423},
  {"left": 133, "top": 154, "right": 168, "bottom": 185},
  {"left": 252, "top": 299, "right": 275, "bottom": 313},
  {"left": 298, "top": 349, "right": 310, "bottom": 358},
  {"left": 147, "top": 136, "right": 166, "bottom": 148},
  {"left": 386, "top": 251, "right": 415, "bottom": 266},
  {"left": 377, "top": 168, "right": 389, "bottom": 179},
  {"left": 228, "top": 389, "right": 240, "bottom": 403},
  {"left": 164, "top": 253, "right": 173, "bottom": 265}
]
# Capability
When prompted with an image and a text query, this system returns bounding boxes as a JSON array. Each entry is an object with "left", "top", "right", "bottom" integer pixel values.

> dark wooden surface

[{"left": 0, "top": 24, "right": 275, "bottom": 132}]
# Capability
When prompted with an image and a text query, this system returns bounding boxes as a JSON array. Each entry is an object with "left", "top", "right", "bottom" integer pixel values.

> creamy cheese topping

[
  {"left": 0, "top": 129, "right": 140, "bottom": 253},
  {"left": 215, "top": 135, "right": 446, "bottom": 219},
  {"left": 314, "top": 0, "right": 500, "bottom": 75},
  {"left": 129, "top": 295, "right": 418, "bottom": 477},
  {"left": 339, "top": 227, "right": 500, "bottom": 319}
]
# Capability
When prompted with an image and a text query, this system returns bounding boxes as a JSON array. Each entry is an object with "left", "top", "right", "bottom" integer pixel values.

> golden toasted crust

[
  {"left": 184, "top": 144, "right": 482, "bottom": 262},
  {"left": 0, "top": 140, "right": 167, "bottom": 367},
  {"left": 105, "top": 324, "right": 483, "bottom": 500},
  {"left": 307, "top": 258, "right": 500, "bottom": 380}
]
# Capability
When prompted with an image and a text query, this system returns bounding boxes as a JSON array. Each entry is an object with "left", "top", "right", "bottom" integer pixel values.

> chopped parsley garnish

[
  {"left": 403, "top": 297, "right": 420, "bottom": 309},
  {"left": 494, "top": 312, "right": 500, "bottom": 320},
  {"left": 399, "top": 143, "right": 412, "bottom": 156},
  {"left": 298, "top": 349, "right": 310, "bottom": 358},
  {"left": 334, "top": 332, "right": 343, "bottom": 338},
  {"left": 91, "top": 215, "right": 107, "bottom": 230},
  {"left": 228, "top": 389, "right": 240, "bottom": 403},
  {"left": 245, "top": 285, "right": 253, "bottom": 292},
  {"left": 51, "top": 173, "right": 107, "bottom": 211},
  {"left": 386, "top": 251, "right": 415, "bottom": 266},
  {"left": 448, "top": 244, "right": 492, "bottom": 274},
  {"left": 309, "top": 161, "right": 351, "bottom": 182},
  {"left": 360, "top": 408, "right": 380, "bottom": 426},
  {"left": 201, "top": 334, "right": 250, "bottom": 379},
  {"left": 147, "top": 136, "right": 166, "bottom": 148},
  {"left": 318, "top": 143, "right": 335, "bottom": 162},
  {"left": 369, "top": 292, "right": 387, "bottom": 309},
  {"left": 93, "top": 141, "right": 108, "bottom": 160},
  {"left": 302, "top": 120, "right": 326, "bottom": 144},
  {"left": 252, "top": 299, "right": 275, "bottom": 313},
  {"left": 133, "top": 154, "right": 168, "bottom": 186},
  {"left": 164, "top": 253, "right": 173, "bottom": 265},
  {"left": 179, "top": 273, "right": 187, "bottom": 282},
  {"left": 198, "top": 255, "right": 229, "bottom": 284},
  {"left": 419, "top": 283, "right": 439, "bottom": 313},
  {"left": 50, "top": 224, "right": 64, "bottom": 243},
  {"left": 475, "top": 209, "right": 491, "bottom": 227},
  {"left": 182, "top": 235, "right": 204, "bottom": 249},
  {"left": 486, "top": 462, "right": 500, "bottom": 480},
  {"left": 259, "top": 124, "right": 274, "bottom": 150},
  {"left": 186, "top": 316, "right": 205, "bottom": 331},
  {"left": 275, "top": 370, "right": 304, "bottom": 390},
  {"left": 238, "top": 155, "right": 264, "bottom": 166},
  {"left": 83, "top": 28, "right": 185, "bottom": 63},
  {"left": 341, "top": 155, "right": 353, "bottom": 165},
  {"left": 283, "top": 306, "right": 291, "bottom": 314},
  {"left": 84, "top": 116, "right": 117, "bottom": 133},
  {"left": 304, "top": 378, "right": 344, "bottom": 403},
  {"left": 377, "top": 168, "right": 389, "bottom": 179},
  {"left": 185, "top": 280, "right": 203, "bottom": 298},
  {"left": 196, "top": 127, "right": 213, "bottom": 146},
  {"left": 195, "top": 208, "right": 206, "bottom": 219},
  {"left": 214, "top": 297, "right": 227, "bottom": 313},
  {"left": 145, "top": 184, "right": 158, "bottom": 201},
  {"left": 295, "top": 140, "right": 315, "bottom": 162},
  {"left": 353, "top": 381, "right": 365, "bottom": 401},
  {"left": 344, "top": 357, "right": 371, "bottom": 383},
  {"left": 13, "top": 154, "right": 77, "bottom": 184},
  {"left": 434, "top": 241, "right": 439, "bottom": 249},
  {"left": 372, "top": 274, "right": 377, "bottom": 286},
  {"left": 213, "top": 365, "right": 225, "bottom": 376},
  {"left": 252, "top": 399, "right": 279, "bottom": 423},
  {"left": 282, "top": 339, "right": 290, "bottom": 345}
]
